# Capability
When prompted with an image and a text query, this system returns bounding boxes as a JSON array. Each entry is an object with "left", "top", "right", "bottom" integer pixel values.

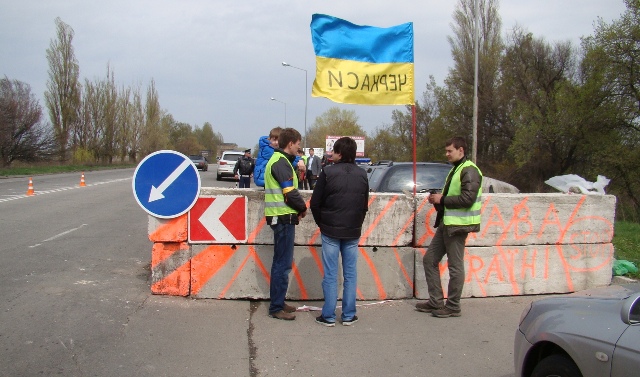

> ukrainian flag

[{"left": 310, "top": 14, "right": 414, "bottom": 106}]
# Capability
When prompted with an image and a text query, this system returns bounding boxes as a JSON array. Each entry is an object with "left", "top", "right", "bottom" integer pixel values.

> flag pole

[
  {"left": 472, "top": 0, "right": 479, "bottom": 163},
  {"left": 412, "top": 104, "right": 417, "bottom": 197}
]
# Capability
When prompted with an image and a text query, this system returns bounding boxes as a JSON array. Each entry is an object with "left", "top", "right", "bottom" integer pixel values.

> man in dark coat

[{"left": 310, "top": 137, "right": 369, "bottom": 326}]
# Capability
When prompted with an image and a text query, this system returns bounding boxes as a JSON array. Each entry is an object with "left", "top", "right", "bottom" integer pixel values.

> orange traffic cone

[
  {"left": 26, "top": 177, "right": 35, "bottom": 196},
  {"left": 80, "top": 172, "right": 86, "bottom": 187}
]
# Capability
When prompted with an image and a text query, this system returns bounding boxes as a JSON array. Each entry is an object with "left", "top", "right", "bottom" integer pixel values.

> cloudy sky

[{"left": 1, "top": 0, "right": 627, "bottom": 150}]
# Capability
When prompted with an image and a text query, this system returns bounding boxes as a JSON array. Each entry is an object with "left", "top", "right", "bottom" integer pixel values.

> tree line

[{"left": 1, "top": 17, "right": 223, "bottom": 168}]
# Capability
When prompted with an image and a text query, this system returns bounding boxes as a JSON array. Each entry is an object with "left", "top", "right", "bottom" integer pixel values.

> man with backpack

[{"left": 234, "top": 149, "right": 255, "bottom": 188}]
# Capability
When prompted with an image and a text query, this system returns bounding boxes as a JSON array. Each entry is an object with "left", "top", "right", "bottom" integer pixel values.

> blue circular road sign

[{"left": 132, "top": 150, "right": 201, "bottom": 218}]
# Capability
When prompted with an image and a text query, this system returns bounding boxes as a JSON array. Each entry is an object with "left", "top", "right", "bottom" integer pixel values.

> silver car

[{"left": 514, "top": 284, "right": 640, "bottom": 377}]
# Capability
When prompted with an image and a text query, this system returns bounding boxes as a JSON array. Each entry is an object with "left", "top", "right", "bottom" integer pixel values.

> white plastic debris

[{"left": 545, "top": 174, "right": 610, "bottom": 195}]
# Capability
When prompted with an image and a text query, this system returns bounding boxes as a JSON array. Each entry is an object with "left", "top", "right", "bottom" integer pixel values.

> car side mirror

[{"left": 621, "top": 292, "right": 640, "bottom": 324}]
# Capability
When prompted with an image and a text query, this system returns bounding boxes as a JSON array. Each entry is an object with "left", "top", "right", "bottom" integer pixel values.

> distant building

[{"left": 217, "top": 143, "right": 239, "bottom": 158}]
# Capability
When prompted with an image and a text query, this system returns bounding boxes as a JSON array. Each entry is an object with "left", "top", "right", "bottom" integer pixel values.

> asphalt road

[{"left": 0, "top": 165, "right": 540, "bottom": 376}]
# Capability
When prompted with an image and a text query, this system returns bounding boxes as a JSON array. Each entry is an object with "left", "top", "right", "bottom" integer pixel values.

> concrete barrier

[{"left": 147, "top": 189, "right": 616, "bottom": 299}]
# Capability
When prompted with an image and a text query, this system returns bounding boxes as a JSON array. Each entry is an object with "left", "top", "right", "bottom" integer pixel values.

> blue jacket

[{"left": 253, "top": 136, "right": 300, "bottom": 187}]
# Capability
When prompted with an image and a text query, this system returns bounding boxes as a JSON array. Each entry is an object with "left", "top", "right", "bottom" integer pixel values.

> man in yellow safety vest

[
  {"left": 416, "top": 136, "right": 482, "bottom": 318},
  {"left": 264, "top": 128, "right": 307, "bottom": 320}
]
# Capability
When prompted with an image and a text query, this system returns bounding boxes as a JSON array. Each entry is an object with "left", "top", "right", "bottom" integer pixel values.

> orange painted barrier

[
  {"left": 80, "top": 172, "right": 86, "bottom": 187},
  {"left": 147, "top": 190, "right": 616, "bottom": 300},
  {"left": 26, "top": 177, "right": 35, "bottom": 196},
  {"left": 151, "top": 242, "right": 191, "bottom": 296}
]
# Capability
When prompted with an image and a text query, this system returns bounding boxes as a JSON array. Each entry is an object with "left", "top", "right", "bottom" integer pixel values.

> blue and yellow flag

[{"left": 310, "top": 14, "right": 414, "bottom": 106}]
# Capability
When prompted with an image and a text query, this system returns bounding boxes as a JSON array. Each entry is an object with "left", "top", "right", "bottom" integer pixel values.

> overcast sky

[{"left": 1, "top": 0, "right": 628, "bottom": 150}]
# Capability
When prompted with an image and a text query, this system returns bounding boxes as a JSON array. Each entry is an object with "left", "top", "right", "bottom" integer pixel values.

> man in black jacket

[
  {"left": 310, "top": 137, "right": 369, "bottom": 326},
  {"left": 233, "top": 149, "right": 255, "bottom": 188}
]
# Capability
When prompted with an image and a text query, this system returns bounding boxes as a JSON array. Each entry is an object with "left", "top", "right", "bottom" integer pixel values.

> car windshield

[
  {"left": 190, "top": 156, "right": 204, "bottom": 161},
  {"left": 382, "top": 164, "right": 451, "bottom": 193}
]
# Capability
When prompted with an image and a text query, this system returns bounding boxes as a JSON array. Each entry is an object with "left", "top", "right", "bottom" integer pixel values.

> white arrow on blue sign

[{"left": 132, "top": 150, "right": 202, "bottom": 218}]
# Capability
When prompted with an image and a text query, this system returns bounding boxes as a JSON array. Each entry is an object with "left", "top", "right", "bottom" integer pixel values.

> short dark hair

[
  {"left": 278, "top": 128, "right": 301, "bottom": 149},
  {"left": 333, "top": 137, "right": 357, "bottom": 163},
  {"left": 446, "top": 137, "right": 467, "bottom": 153}
]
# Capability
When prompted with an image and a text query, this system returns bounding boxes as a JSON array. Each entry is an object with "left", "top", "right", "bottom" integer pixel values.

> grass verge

[{"left": 613, "top": 221, "right": 640, "bottom": 279}]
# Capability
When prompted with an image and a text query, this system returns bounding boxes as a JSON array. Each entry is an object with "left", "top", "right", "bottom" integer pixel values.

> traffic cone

[
  {"left": 26, "top": 177, "right": 35, "bottom": 196},
  {"left": 80, "top": 172, "right": 86, "bottom": 187}
]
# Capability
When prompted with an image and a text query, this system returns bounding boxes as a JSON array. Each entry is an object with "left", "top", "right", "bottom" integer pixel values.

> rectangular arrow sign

[{"left": 188, "top": 196, "right": 247, "bottom": 243}]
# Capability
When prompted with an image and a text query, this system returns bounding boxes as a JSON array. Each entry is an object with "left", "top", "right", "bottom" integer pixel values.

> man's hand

[
  {"left": 298, "top": 210, "right": 307, "bottom": 219},
  {"left": 234, "top": 174, "right": 239, "bottom": 180},
  {"left": 429, "top": 193, "right": 443, "bottom": 204}
]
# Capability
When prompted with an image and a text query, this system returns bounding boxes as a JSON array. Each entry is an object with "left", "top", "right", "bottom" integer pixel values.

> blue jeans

[
  {"left": 320, "top": 234, "right": 359, "bottom": 322},
  {"left": 269, "top": 222, "right": 295, "bottom": 314}
]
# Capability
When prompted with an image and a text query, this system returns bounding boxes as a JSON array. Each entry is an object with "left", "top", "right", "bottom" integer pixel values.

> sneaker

[
  {"left": 315, "top": 315, "right": 335, "bottom": 327},
  {"left": 283, "top": 303, "right": 297, "bottom": 313},
  {"left": 415, "top": 301, "right": 442, "bottom": 313},
  {"left": 269, "top": 310, "right": 296, "bottom": 320},
  {"left": 342, "top": 316, "right": 359, "bottom": 326},
  {"left": 432, "top": 307, "right": 461, "bottom": 318}
]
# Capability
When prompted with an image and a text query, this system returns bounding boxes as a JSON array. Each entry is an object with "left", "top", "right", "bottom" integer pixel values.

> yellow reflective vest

[
  {"left": 264, "top": 151, "right": 299, "bottom": 217},
  {"left": 442, "top": 160, "right": 482, "bottom": 226}
]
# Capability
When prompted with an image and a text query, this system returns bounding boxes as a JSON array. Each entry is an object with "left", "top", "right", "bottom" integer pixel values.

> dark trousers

[
  {"left": 423, "top": 224, "right": 468, "bottom": 311},
  {"left": 238, "top": 175, "right": 251, "bottom": 188},
  {"left": 307, "top": 173, "right": 317, "bottom": 189},
  {"left": 269, "top": 222, "right": 295, "bottom": 314}
]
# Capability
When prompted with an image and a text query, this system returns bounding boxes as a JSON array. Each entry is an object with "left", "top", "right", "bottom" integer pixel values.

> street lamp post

[
  {"left": 270, "top": 97, "right": 286, "bottom": 127},
  {"left": 282, "top": 62, "right": 307, "bottom": 149}
]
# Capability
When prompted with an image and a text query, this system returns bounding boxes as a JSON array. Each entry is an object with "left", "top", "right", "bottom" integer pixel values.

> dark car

[
  {"left": 515, "top": 284, "right": 640, "bottom": 377},
  {"left": 367, "top": 162, "right": 451, "bottom": 193},
  {"left": 366, "top": 161, "right": 519, "bottom": 194},
  {"left": 189, "top": 155, "right": 208, "bottom": 171}
]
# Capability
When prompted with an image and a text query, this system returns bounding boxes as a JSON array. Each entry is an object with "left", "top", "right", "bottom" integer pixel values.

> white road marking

[
  {"left": 0, "top": 178, "right": 130, "bottom": 203},
  {"left": 29, "top": 224, "right": 88, "bottom": 248}
]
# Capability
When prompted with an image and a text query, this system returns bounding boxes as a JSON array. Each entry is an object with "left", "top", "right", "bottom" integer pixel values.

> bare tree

[
  {"left": 45, "top": 17, "right": 81, "bottom": 163},
  {"left": 117, "top": 85, "right": 132, "bottom": 163},
  {"left": 128, "top": 85, "right": 144, "bottom": 162},
  {"left": 441, "top": 0, "right": 505, "bottom": 163},
  {"left": 0, "top": 77, "right": 54, "bottom": 166},
  {"left": 140, "top": 79, "right": 168, "bottom": 156}
]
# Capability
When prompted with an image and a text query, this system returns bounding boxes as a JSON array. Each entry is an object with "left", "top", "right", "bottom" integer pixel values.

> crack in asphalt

[{"left": 247, "top": 300, "right": 259, "bottom": 377}]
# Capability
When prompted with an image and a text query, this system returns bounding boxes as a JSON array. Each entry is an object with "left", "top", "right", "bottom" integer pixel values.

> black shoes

[
  {"left": 342, "top": 316, "right": 358, "bottom": 326},
  {"left": 415, "top": 301, "right": 442, "bottom": 313},
  {"left": 432, "top": 307, "right": 461, "bottom": 318},
  {"left": 315, "top": 315, "right": 336, "bottom": 327}
]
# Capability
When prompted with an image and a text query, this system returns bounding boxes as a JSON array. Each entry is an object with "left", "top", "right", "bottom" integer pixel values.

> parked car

[
  {"left": 189, "top": 155, "right": 208, "bottom": 171},
  {"left": 365, "top": 161, "right": 519, "bottom": 194},
  {"left": 217, "top": 151, "right": 244, "bottom": 181},
  {"left": 514, "top": 284, "right": 640, "bottom": 377}
]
